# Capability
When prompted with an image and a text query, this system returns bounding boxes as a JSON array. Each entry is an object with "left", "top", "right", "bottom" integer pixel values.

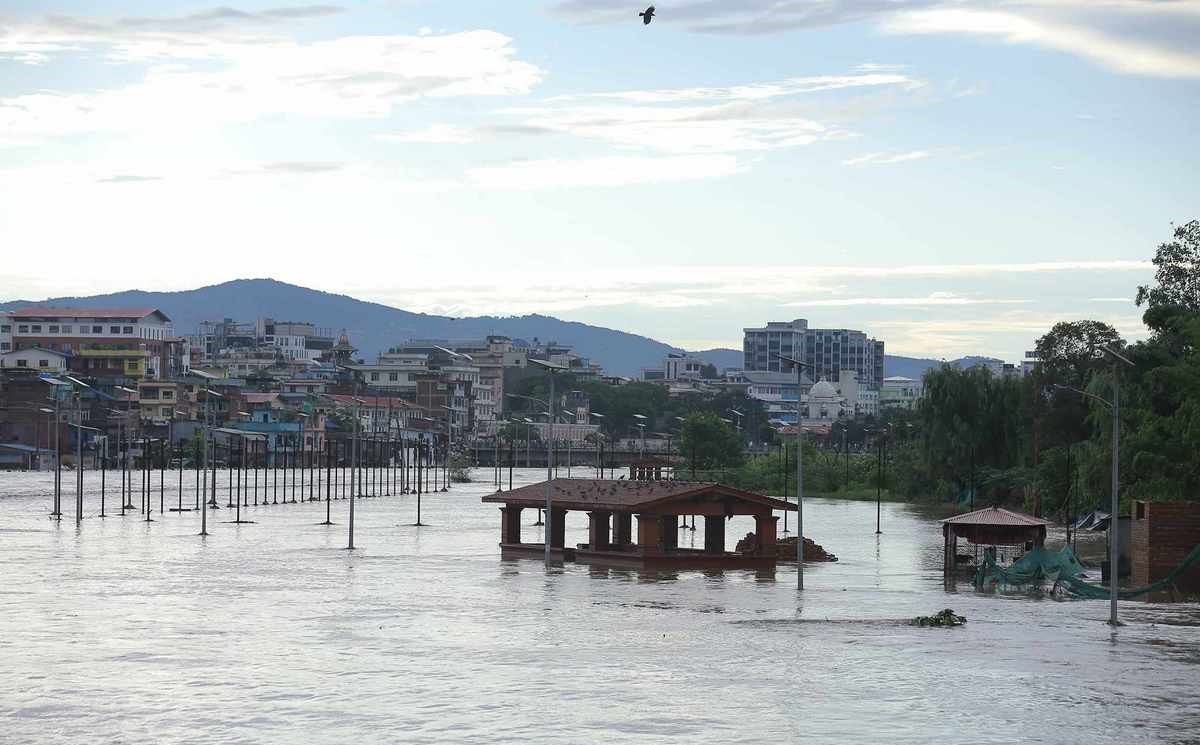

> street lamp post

[
  {"left": 1052, "top": 345, "right": 1134, "bottom": 626},
  {"left": 776, "top": 353, "right": 815, "bottom": 590},
  {"left": 529, "top": 359, "right": 567, "bottom": 565}
]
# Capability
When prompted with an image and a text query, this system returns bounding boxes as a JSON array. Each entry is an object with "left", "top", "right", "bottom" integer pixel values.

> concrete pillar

[
  {"left": 662, "top": 516, "right": 678, "bottom": 550},
  {"left": 754, "top": 514, "right": 779, "bottom": 557},
  {"left": 636, "top": 513, "right": 662, "bottom": 555},
  {"left": 500, "top": 506, "right": 522, "bottom": 544},
  {"left": 588, "top": 510, "right": 611, "bottom": 550},
  {"left": 704, "top": 515, "right": 725, "bottom": 553},
  {"left": 549, "top": 507, "right": 567, "bottom": 549},
  {"left": 613, "top": 512, "right": 632, "bottom": 547}
]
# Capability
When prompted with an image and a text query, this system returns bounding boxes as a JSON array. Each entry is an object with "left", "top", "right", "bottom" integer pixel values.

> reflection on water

[{"left": 1, "top": 469, "right": 1198, "bottom": 744}]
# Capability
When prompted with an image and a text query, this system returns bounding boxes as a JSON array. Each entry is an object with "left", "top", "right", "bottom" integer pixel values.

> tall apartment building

[{"left": 743, "top": 319, "right": 884, "bottom": 388}]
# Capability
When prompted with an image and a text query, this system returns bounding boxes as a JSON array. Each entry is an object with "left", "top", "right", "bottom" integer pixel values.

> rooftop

[
  {"left": 941, "top": 506, "right": 1050, "bottom": 527},
  {"left": 483, "top": 478, "right": 796, "bottom": 513},
  {"left": 10, "top": 307, "right": 171, "bottom": 322}
]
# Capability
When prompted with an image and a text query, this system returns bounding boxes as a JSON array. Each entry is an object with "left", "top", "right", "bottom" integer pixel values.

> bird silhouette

[{"left": 640, "top": 5, "right": 655, "bottom": 25}]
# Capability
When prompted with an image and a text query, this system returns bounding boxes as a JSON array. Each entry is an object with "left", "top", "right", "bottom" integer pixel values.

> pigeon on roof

[{"left": 640, "top": 5, "right": 655, "bottom": 25}]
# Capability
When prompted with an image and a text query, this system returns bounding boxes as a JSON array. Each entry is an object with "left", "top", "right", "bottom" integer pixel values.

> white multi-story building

[
  {"left": 6, "top": 307, "right": 174, "bottom": 379},
  {"left": 0, "top": 312, "right": 12, "bottom": 353},
  {"left": 880, "top": 376, "right": 924, "bottom": 410}
]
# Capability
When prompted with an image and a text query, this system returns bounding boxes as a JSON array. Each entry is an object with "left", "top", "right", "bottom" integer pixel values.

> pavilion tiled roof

[
  {"left": 482, "top": 478, "right": 796, "bottom": 513},
  {"left": 941, "top": 506, "right": 1049, "bottom": 527}
]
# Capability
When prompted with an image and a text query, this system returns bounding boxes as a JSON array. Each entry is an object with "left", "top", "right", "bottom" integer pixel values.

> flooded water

[{"left": 1, "top": 468, "right": 1197, "bottom": 744}]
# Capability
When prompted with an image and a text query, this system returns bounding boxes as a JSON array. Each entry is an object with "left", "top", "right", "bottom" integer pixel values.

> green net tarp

[{"left": 974, "top": 544, "right": 1200, "bottom": 599}]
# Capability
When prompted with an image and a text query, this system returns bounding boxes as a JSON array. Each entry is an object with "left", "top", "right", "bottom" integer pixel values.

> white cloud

[
  {"left": 467, "top": 155, "right": 742, "bottom": 189},
  {"left": 842, "top": 150, "right": 931, "bottom": 166},
  {"left": 554, "top": 0, "right": 1200, "bottom": 80},
  {"left": 882, "top": 7, "right": 1200, "bottom": 79},
  {"left": 376, "top": 124, "right": 477, "bottom": 144},
  {"left": 785, "top": 292, "right": 1029, "bottom": 307},
  {"left": 0, "top": 27, "right": 544, "bottom": 141},
  {"left": 493, "top": 72, "right": 922, "bottom": 156}
]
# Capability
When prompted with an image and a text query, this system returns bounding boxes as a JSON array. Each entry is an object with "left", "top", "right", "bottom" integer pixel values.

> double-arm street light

[
  {"left": 1052, "top": 344, "right": 1134, "bottom": 626},
  {"left": 776, "top": 353, "right": 815, "bottom": 590}
]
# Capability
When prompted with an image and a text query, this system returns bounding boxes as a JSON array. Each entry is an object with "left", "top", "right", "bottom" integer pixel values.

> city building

[
  {"left": 741, "top": 370, "right": 813, "bottom": 425},
  {"left": 256, "top": 318, "right": 335, "bottom": 362},
  {"left": 743, "top": 319, "right": 884, "bottom": 388},
  {"left": 0, "top": 312, "right": 12, "bottom": 352},
  {"left": 880, "top": 376, "right": 924, "bottom": 410},
  {"left": 0, "top": 347, "right": 69, "bottom": 373},
  {"left": 6, "top": 307, "right": 175, "bottom": 380},
  {"left": 834, "top": 370, "right": 878, "bottom": 417}
]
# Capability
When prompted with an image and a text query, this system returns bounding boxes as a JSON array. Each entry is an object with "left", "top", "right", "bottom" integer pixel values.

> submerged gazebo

[
  {"left": 483, "top": 479, "right": 796, "bottom": 568},
  {"left": 941, "top": 506, "right": 1049, "bottom": 575}
]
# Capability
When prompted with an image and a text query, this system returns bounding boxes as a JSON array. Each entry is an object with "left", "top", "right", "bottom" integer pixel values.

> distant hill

[
  {"left": 0, "top": 279, "right": 691, "bottom": 377},
  {"left": 883, "top": 354, "right": 1006, "bottom": 380},
  {"left": 0, "top": 279, "right": 997, "bottom": 379}
]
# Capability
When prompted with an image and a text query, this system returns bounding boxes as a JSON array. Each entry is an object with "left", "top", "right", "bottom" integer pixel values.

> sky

[{"left": 1, "top": 1, "right": 1197, "bottom": 360}]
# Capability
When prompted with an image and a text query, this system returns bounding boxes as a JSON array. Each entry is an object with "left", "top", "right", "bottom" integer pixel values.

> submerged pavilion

[
  {"left": 941, "top": 506, "right": 1049, "bottom": 576},
  {"left": 482, "top": 479, "right": 796, "bottom": 569}
]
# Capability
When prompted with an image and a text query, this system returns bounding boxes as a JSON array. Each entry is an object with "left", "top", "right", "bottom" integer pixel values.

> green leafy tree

[
  {"left": 679, "top": 413, "right": 744, "bottom": 469},
  {"left": 1137, "top": 219, "right": 1200, "bottom": 312}
]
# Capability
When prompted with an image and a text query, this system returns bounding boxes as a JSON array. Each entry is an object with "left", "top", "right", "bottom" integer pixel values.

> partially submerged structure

[
  {"left": 941, "top": 506, "right": 1048, "bottom": 576},
  {"left": 482, "top": 479, "right": 796, "bottom": 568},
  {"left": 1131, "top": 500, "right": 1200, "bottom": 598}
]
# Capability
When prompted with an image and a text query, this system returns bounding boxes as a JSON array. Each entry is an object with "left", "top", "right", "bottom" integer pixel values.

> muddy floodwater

[{"left": 1, "top": 468, "right": 1197, "bottom": 744}]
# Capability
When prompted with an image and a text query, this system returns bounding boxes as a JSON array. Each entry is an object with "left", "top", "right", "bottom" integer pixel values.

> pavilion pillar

[
  {"left": 613, "top": 512, "right": 632, "bottom": 547},
  {"left": 661, "top": 516, "right": 678, "bottom": 551},
  {"left": 500, "top": 506, "right": 522, "bottom": 544},
  {"left": 704, "top": 515, "right": 726, "bottom": 553},
  {"left": 754, "top": 514, "right": 779, "bottom": 557},
  {"left": 588, "top": 510, "right": 611, "bottom": 550},
  {"left": 636, "top": 513, "right": 663, "bottom": 555},
  {"left": 549, "top": 507, "right": 567, "bottom": 549}
]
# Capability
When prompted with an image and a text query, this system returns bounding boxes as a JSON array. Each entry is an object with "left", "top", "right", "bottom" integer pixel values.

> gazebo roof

[
  {"left": 483, "top": 479, "right": 795, "bottom": 513},
  {"left": 941, "top": 506, "right": 1049, "bottom": 527}
]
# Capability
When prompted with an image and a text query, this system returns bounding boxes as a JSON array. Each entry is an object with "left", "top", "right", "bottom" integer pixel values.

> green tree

[
  {"left": 679, "top": 413, "right": 744, "bottom": 469},
  {"left": 1136, "top": 219, "right": 1200, "bottom": 312}
]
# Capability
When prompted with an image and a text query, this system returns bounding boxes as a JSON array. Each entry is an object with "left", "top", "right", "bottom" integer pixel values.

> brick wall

[{"left": 1131, "top": 501, "right": 1200, "bottom": 594}]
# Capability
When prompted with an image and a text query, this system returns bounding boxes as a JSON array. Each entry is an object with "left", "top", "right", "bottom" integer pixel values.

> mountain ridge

[{"left": 1, "top": 278, "right": 991, "bottom": 378}]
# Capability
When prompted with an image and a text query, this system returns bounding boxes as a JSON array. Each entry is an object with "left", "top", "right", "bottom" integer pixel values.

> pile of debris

[
  {"left": 912, "top": 609, "right": 967, "bottom": 627},
  {"left": 733, "top": 533, "right": 838, "bottom": 562}
]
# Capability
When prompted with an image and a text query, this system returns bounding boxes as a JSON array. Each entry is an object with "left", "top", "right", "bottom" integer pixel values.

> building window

[
  {"left": 123, "top": 326, "right": 133, "bottom": 334},
  {"left": 17, "top": 359, "right": 27, "bottom": 367},
  {"left": 110, "top": 326, "right": 121, "bottom": 334},
  {"left": 389, "top": 372, "right": 398, "bottom": 381},
  {"left": 0, "top": 342, "right": 8, "bottom": 351},
  {"left": 18, "top": 325, "right": 28, "bottom": 333},
  {"left": 0, "top": 325, "right": 8, "bottom": 333},
  {"left": 62, "top": 325, "right": 72, "bottom": 333},
  {"left": 49, "top": 325, "right": 59, "bottom": 333},
  {"left": 93, "top": 326, "right": 102, "bottom": 334},
  {"left": 370, "top": 372, "right": 379, "bottom": 381}
]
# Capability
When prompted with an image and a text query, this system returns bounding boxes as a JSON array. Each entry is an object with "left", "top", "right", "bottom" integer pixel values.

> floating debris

[{"left": 912, "top": 609, "right": 966, "bottom": 627}]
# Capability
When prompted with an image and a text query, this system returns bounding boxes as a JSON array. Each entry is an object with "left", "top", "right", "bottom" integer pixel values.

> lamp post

[
  {"left": 632, "top": 413, "right": 647, "bottom": 458},
  {"left": 589, "top": 412, "right": 606, "bottom": 478},
  {"left": 529, "top": 358, "right": 567, "bottom": 565},
  {"left": 1052, "top": 344, "right": 1134, "bottom": 626},
  {"left": 776, "top": 353, "right": 815, "bottom": 590}
]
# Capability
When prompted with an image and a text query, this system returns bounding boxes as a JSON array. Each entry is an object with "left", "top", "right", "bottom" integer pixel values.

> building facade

[
  {"left": 743, "top": 319, "right": 884, "bottom": 388},
  {"left": 6, "top": 307, "right": 174, "bottom": 381}
]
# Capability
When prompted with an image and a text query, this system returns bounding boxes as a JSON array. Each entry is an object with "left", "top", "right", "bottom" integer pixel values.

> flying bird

[{"left": 640, "top": 5, "right": 655, "bottom": 25}]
